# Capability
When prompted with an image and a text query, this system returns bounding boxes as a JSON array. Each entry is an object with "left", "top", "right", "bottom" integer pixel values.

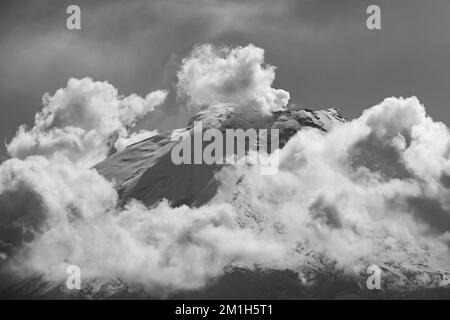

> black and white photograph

[{"left": 0, "top": 0, "right": 450, "bottom": 308}]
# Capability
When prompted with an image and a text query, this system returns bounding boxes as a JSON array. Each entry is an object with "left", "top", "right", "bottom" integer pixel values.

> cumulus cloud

[
  {"left": 1, "top": 47, "right": 450, "bottom": 296},
  {"left": 0, "top": 156, "right": 281, "bottom": 294},
  {"left": 7, "top": 78, "right": 167, "bottom": 166},
  {"left": 0, "top": 155, "right": 117, "bottom": 257},
  {"left": 0, "top": 73, "right": 283, "bottom": 296},
  {"left": 2, "top": 94, "right": 450, "bottom": 295},
  {"left": 177, "top": 44, "right": 290, "bottom": 114},
  {"left": 216, "top": 96, "right": 450, "bottom": 274}
]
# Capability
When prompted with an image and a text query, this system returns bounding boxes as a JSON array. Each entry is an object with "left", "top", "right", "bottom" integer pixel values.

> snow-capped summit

[{"left": 95, "top": 104, "right": 346, "bottom": 208}]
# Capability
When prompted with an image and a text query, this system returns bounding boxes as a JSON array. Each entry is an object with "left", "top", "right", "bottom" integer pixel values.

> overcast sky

[{"left": 2, "top": 0, "right": 450, "bottom": 156}]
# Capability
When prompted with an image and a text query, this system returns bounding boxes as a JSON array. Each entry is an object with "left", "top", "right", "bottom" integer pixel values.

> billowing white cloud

[
  {"left": 7, "top": 78, "right": 167, "bottom": 166},
  {"left": 216, "top": 96, "right": 450, "bottom": 274},
  {"left": 0, "top": 156, "right": 281, "bottom": 294},
  {"left": 177, "top": 44, "right": 290, "bottom": 114},
  {"left": 0, "top": 74, "right": 283, "bottom": 296},
  {"left": 2, "top": 95, "right": 450, "bottom": 295},
  {"left": 1, "top": 46, "right": 450, "bottom": 296}
]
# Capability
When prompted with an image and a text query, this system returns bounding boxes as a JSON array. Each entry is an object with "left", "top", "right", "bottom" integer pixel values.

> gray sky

[{"left": 2, "top": 0, "right": 450, "bottom": 156}]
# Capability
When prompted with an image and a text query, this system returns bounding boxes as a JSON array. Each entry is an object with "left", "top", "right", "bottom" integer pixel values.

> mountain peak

[{"left": 95, "top": 105, "right": 347, "bottom": 208}]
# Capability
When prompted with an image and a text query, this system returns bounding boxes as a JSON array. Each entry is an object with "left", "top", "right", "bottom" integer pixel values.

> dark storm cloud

[{"left": 2, "top": 0, "right": 450, "bottom": 157}]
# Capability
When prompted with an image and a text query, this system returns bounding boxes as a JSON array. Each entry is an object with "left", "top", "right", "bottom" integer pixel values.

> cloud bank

[
  {"left": 218, "top": 97, "right": 450, "bottom": 272},
  {"left": 1, "top": 45, "right": 450, "bottom": 296},
  {"left": 0, "top": 156, "right": 280, "bottom": 293}
]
